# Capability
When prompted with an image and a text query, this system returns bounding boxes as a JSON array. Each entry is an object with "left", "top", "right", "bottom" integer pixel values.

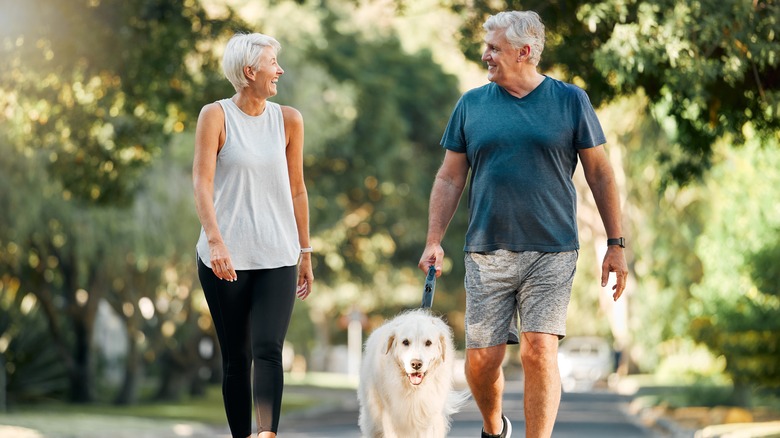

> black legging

[{"left": 198, "top": 257, "right": 297, "bottom": 436}]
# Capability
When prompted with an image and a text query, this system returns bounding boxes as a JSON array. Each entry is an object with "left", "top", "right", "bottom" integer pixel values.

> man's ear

[{"left": 517, "top": 45, "right": 531, "bottom": 62}]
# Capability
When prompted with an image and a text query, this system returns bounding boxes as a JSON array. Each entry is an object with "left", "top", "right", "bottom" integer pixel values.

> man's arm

[
  {"left": 418, "top": 150, "right": 470, "bottom": 276},
  {"left": 579, "top": 145, "right": 628, "bottom": 301}
]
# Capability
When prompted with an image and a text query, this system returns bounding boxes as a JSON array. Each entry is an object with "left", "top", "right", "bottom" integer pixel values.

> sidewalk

[
  {"left": 2, "top": 379, "right": 778, "bottom": 437},
  {"left": 0, "top": 413, "right": 223, "bottom": 438}
]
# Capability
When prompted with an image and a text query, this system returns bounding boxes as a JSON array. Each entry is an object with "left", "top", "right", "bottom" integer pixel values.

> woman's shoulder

[
  {"left": 279, "top": 104, "right": 303, "bottom": 125},
  {"left": 200, "top": 100, "right": 227, "bottom": 119},
  {"left": 196, "top": 101, "right": 226, "bottom": 130}
]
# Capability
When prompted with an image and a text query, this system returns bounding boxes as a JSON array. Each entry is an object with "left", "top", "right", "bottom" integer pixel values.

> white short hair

[
  {"left": 484, "top": 11, "right": 545, "bottom": 66},
  {"left": 222, "top": 33, "right": 282, "bottom": 92}
]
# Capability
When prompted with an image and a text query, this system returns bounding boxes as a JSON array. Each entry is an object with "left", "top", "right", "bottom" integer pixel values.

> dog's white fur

[{"left": 358, "top": 309, "right": 467, "bottom": 438}]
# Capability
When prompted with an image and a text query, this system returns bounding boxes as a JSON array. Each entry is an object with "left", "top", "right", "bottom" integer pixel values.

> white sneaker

[
  {"left": 501, "top": 415, "right": 512, "bottom": 438},
  {"left": 480, "top": 414, "right": 511, "bottom": 438}
]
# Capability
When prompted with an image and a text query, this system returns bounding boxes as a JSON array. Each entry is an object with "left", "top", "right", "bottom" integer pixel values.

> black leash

[{"left": 421, "top": 265, "right": 437, "bottom": 309}]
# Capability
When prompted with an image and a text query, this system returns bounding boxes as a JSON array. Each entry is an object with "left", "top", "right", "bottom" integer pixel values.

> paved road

[{"left": 275, "top": 380, "right": 658, "bottom": 437}]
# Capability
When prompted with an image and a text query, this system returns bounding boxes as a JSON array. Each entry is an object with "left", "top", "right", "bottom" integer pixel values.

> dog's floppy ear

[
  {"left": 431, "top": 317, "right": 451, "bottom": 362},
  {"left": 385, "top": 334, "right": 395, "bottom": 355}
]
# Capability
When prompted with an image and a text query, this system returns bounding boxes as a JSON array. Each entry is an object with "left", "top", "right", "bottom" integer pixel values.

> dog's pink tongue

[{"left": 409, "top": 373, "right": 424, "bottom": 385}]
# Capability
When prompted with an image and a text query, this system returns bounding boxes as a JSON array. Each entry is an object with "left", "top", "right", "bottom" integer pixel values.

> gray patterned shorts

[{"left": 464, "top": 249, "right": 578, "bottom": 349}]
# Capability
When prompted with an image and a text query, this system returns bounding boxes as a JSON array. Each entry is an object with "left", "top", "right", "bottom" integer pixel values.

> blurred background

[{"left": 0, "top": 0, "right": 778, "bottom": 430}]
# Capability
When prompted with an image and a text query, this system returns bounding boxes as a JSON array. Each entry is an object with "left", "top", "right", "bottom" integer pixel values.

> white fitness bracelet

[{"left": 300, "top": 247, "right": 313, "bottom": 254}]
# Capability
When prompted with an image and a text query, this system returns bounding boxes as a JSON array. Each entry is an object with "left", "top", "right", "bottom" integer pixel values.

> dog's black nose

[{"left": 411, "top": 359, "right": 422, "bottom": 371}]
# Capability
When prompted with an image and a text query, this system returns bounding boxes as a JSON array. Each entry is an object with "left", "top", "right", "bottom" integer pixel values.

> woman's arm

[
  {"left": 192, "top": 102, "right": 236, "bottom": 281},
  {"left": 283, "top": 105, "right": 313, "bottom": 299}
]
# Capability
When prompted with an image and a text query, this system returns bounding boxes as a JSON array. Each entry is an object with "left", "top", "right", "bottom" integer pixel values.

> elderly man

[{"left": 419, "top": 10, "right": 628, "bottom": 438}]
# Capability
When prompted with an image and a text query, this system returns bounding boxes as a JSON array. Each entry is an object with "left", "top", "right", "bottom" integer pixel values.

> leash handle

[{"left": 421, "top": 265, "right": 436, "bottom": 309}]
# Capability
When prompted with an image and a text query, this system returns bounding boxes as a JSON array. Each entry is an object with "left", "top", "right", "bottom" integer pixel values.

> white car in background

[{"left": 558, "top": 336, "right": 614, "bottom": 392}]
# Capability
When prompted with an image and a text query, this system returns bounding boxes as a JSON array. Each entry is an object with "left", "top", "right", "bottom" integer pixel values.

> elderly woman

[{"left": 192, "top": 32, "right": 313, "bottom": 438}]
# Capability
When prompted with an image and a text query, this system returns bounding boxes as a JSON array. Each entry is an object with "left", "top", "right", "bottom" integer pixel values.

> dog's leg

[
  {"left": 363, "top": 388, "right": 386, "bottom": 438},
  {"left": 380, "top": 412, "right": 399, "bottom": 438},
  {"left": 431, "top": 415, "right": 447, "bottom": 438}
]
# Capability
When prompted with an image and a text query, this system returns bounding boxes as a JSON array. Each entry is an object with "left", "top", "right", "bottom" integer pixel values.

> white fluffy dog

[{"left": 358, "top": 309, "right": 467, "bottom": 438}]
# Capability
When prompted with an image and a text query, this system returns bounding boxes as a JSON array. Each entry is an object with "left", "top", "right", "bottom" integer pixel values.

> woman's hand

[
  {"left": 209, "top": 241, "right": 237, "bottom": 282},
  {"left": 296, "top": 253, "right": 314, "bottom": 300}
]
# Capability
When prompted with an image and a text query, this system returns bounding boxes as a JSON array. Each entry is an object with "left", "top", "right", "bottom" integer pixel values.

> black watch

[{"left": 607, "top": 237, "right": 625, "bottom": 248}]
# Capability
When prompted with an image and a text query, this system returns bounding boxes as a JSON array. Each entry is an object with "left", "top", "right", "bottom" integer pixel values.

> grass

[
  {"left": 5, "top": 372, "right": 358, "bottom": 426},
  {"left": 10, "top": 386, "right": 229, "bottom": 425},
  {"left": 625, "top": 374, "right": 780, "bottom": 415}
]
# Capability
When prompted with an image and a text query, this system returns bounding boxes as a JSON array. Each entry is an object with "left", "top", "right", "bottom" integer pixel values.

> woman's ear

[{"left": 243, "top": 65, "right": 255, "bottom": 81}]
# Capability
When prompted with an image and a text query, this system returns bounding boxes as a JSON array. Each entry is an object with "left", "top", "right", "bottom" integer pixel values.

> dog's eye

[
  {"left": 425, "top": 340, "right": 432, "bottom": 347},
  {"left": 402, "top": 339, "right": 410, "bottom": 346}
]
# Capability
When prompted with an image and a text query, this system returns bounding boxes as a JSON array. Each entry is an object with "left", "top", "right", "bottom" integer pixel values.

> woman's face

[{"left": 251, "top": 45, "right": 284, "bottom": 97}]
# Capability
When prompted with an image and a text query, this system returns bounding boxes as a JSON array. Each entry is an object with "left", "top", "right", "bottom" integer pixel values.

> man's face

[{"left": 481, "top": 29, "right": 522, "bottom": 85}]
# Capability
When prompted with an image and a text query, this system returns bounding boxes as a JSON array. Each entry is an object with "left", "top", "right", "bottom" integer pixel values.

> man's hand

[
  {"left": 418, "top": 244, "right": 444, "bottom": 278},
  {"left": 601, "top": 246, "right": 628, "bottom": 301}
]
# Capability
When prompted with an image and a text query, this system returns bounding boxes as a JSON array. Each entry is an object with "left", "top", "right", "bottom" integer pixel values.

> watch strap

[{"left": 607, "top": 237, "right": 625, "bottom": 248}]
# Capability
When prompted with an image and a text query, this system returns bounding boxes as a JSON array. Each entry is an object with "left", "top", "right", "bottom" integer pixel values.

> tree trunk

[
  {"left": 154, "top": 351, "right": 188, "bottom": 401},
  {"left": 732, "top": 381, "right": 753, "bottom": 407},
  {"left": 114, "top": 329, "right": 140, "bottom": 405},
  {"left": 69, "top": 318, "right": 93, "bottom": 403}
]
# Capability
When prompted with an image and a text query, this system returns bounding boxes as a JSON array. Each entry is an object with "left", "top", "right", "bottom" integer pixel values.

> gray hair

[
  {"left": 483, "top": 11, "right": 545, "bottom": 66},
  {"left": 222, "top": 33, "right": 282, "bottom": 92}
]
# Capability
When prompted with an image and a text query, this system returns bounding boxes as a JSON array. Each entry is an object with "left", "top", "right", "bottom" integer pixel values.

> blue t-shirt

[{"left": 441, "top": 77, "right": 606, "bottom": 253}]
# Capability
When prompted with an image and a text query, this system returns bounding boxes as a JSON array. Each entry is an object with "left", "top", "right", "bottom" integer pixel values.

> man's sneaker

[{"left": 481, "top": 414, "right": 512, "bottom": 438}]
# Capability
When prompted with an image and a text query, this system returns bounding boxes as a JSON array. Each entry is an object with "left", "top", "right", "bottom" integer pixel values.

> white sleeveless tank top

[{"left": 196, "top": 98, "right": 300, "bottom": 270}]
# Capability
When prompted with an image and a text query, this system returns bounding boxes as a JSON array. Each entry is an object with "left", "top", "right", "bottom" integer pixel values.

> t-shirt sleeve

[
  {"left": 573, "top": 89, "right": 607, "bottom": 149},
  {"left": 440, "top": 97, "right": 467, "bottom": 152}
]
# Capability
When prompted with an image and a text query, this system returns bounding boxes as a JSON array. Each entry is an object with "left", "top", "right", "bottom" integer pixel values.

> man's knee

[
  {"left": 466, "top": 345, "right": 506, "bottom": 375},
  {"left": 520, "top": 333, "right": 558, "bottom": 369}
]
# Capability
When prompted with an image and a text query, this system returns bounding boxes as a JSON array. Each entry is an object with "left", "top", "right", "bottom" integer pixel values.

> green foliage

[
  {"left": 0, "top": 292, "right": 68, "bottom": 404},
  {"left": 0, "top": 123, "right": 218, "bottom": 403},
  {"left": 0, "top": 0, "right": 239, "bottom": 204},
  {"left": 0, "top": 0, "right": 243, "bottom": 402},
  {"left": 689, "top": 140, "right": 780, "bottom": 395},
  {"left": 0, "top": 0, "right": 466, "bottom": 400},
  {"left": 449, "top": 0, "right": 780, "bottom": 185},
  {"left": 290, "top": 6, "right": 464, "bottom": 315},
  {"left": 592, "top": 94, "right": 707, "bottom": 370},
  {"left": 692, "top": 302, "right": 780, "bottom": 389},
  {"left": 748, "top": 232, "right": 780, "bottom": 298}
]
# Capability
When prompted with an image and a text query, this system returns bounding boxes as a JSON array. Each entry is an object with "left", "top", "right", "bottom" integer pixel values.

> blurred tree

[
  {"left": 0, "top": 134, "right": 69, "bottom": 404},
  {"left": 0, "top": 0, "right": 240, "bottom": 402},
  {"left": 594, "top": 94, "right": 708, "bottom": 371},
  {"left": 309, "top": 11, "right": 461, "bottom": 288},
  {"left": 299, "top": 6, "right": 465, "bottom": 345},
  {"left": 100, "top": 135, "right": 216, "bottom": 404},
  {"left": 0, "top": 124, "right": 217, "bottom": 406},
  {"left": 689, "top": 139, "right": 780, "bottom": 405},
  {"left": 448, "top": 0, "right": 779, "bottom": 186},
  {"left": 0, "top": 0, "right": 239, "bottom": 204},
  {"left": 749, "top": 233, "right": 780, "bottom": 300},
  {"left": 247, "top": 0, "right": 466, "bottom": 354}
]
